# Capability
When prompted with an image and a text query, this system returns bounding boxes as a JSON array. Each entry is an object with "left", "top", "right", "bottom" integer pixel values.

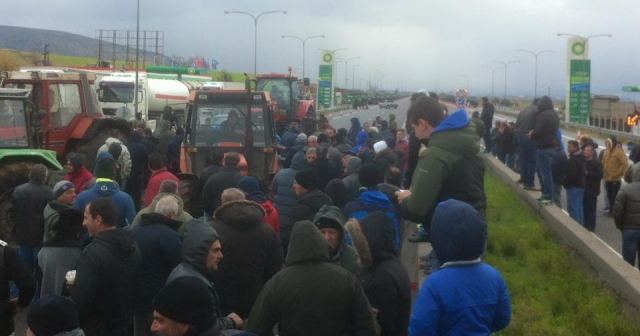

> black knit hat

[
  {"left": 294, "top": 169, "right": 319, "bottom": 190},
  {"left": 94, "top": 156, "right": 116, "bottom": 179},
  {"left": 359, "top": 163, "right": 381, "bottom": 188},
  {"left": 153, "top": 277, "right": 215, "bottom": 327},
  {"left": 28, "top": 295, "right": 79, "bottom": 336}
]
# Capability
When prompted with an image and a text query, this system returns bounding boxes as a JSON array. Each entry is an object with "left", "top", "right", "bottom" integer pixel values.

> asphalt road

[{"left": 327, "top": 98, "right": 624, "bottom": 258}]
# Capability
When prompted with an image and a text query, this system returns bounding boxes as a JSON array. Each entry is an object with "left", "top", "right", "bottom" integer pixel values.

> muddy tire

[{"left": 0, "top": 162, "right": 34, "bottom": 241}]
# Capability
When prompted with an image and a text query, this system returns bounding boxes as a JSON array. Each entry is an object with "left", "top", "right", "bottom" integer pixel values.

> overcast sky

[{"left": 5, "top": 0, "right": 640, "bottom": 99}]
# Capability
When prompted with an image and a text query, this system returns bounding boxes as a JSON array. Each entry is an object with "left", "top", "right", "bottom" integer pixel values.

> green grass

[{"left": 484, "top": 171, "right": 640, "bottom": 335}]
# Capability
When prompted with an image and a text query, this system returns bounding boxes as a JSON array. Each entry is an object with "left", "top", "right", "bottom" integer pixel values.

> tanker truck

[{"left": 96, "top": 73, "right": 190, "bottom": 125}]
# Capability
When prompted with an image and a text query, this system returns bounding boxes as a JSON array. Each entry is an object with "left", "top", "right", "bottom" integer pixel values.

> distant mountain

[{"left": 0, "top": 25, "right": 158, "bottom": 62}]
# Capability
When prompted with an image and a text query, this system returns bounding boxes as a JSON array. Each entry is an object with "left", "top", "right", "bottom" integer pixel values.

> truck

[
  {"left": 95, "top": 73, "right": 191, "bottom": 125},
  {"left": 178, "top": 86, "right": 279, "bottom": 216},
  {"left": 0, "top": 88, "right": 64, "bottom": 240},
  {"left": 256, "top": 73, "right": 316, "bottom": 135},
  {"left": 1, "top": 69, "right": 130, "bottom": 169}
]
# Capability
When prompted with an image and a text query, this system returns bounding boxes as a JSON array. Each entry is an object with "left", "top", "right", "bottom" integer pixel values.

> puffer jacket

[
  {"left": 603, "top": 147, "right": 628, "bottom": 181},
  {"left": 272, "top": 152, "right": 308, "bottom": 249},
  {"left": 166, "top": 220, "right": 235, "bottom": 330},
  {"left": 614, "top": 163, "right": 640, "bottom": 230},
  {"left": 98, "top": 137, "right": 132, "bottom": 180},
  {"left": 211, "top": 201, "right": 283, "bottom": 318}
]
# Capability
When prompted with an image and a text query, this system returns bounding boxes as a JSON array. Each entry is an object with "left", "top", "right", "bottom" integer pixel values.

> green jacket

[
  {"left": 247, "top": 221, "right": 376, "bottom": 336},
  {"left": 404, "top": 112, "right": 486, "bottom": 226}
]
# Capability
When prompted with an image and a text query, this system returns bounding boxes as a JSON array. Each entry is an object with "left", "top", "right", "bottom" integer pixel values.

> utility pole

[
  {"left": 517, "top": 49, "right": 552, "bottom": 98},
  {"left": 492, "top": 59, "right": 519, "bottom": 101}
]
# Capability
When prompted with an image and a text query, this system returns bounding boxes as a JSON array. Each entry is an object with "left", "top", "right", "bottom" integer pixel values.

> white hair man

[{"left": 132, "top": 194, "right": 184, "bottom": 336}]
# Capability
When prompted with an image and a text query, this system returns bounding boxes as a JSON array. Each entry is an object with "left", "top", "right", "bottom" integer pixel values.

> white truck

[{"left": 96, "top": 73, "right": 191, "bottom": 123}]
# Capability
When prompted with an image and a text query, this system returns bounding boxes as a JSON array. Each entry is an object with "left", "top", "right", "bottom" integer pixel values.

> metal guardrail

[{"left": 496, "top": 105, "right": 640, "bottom": 144}]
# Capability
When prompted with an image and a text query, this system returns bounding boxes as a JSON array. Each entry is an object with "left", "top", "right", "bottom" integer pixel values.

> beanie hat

[
  {"left": 295, "top": 169, "right": 318, "bottom": 190},
  {"left": 237, "top": 176, "right": 260, "bottom": 194},
  {"left": 153, "top": 277, "right": 214, "bottom": 327},
  {"left": 373, "top": 140, "right": 388, "bottom": 154},
  {"left": 94, "top": 156, "right": 116, "bottom": 179},
  {"left": 53, "top": 180, "right": 75, "bottom": 200},
  {"left": 28, "top": 295, "right": 79, "bottom": 336},
  {"left": 359, "top": 163, "right": 381, "bottom": 188}
]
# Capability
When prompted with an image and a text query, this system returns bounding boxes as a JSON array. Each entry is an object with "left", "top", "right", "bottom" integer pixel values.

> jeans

[
  {"left": 518, "top": 135, "right": 537, "bottom": 187},
  {"left": 583, "top": 193, "right": 598, "bottom": 231},
  {"left": 536, "top": 148, "right": 555, "bottom": 200},
  {"left": 622, "top": 229, "right": 640, "bottom": 269},
  {"left": 505, "top": 153, "right": 516, "bottom": 170},
  {"left": 566, "top": 187, "right": 585, "bottom": 224},
  {"left": 605, "top": 181, "right": 621, "bottom": 213},
  {"left": 18, "top": 245, "right": 41, "bottom": 299},
  {"left": 483, "top": 127, "right": 492, "bottom": 153},
  {"left": 553, "top": 184, "right": 563, "bottom": 207}
]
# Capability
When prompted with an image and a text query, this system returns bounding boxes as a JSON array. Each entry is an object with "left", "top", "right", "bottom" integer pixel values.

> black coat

[
  {"left": 12, "top": 181, "right": 53, "bottom": 246},
  {"left": 199, "top": 164, "right": 223, "bottom": 192},
  {"left": 563, "top": 152, "right": 586, "bottom": 189},
  {"left": 531, "top": 109, "right": 560, "bottom": 149},
  {"left": 585, "top": 158, "right": 603, "bottom": 197},
  {"left": 211, "top": 201, "right": 283, "bottom": 318},
  {"left": 359, "top": 212, "right": 411, "bottom": 336},
  {"left": 290, "top": 190, "right": 333, "bottom": 224},
  {"left": 0, "top": 244, "right": 34, "bottom": 336},
  {"left": 480, "top": 102, "right": 494, "bottom": 128},
  {"left": 310, "top": 158, "right": 341, "bottom": 192},
  {"left": 71, "top": 229, "right": 141, "bottom": 336},
  {"left": 202, "top": 167, "right": 243, "bottom": 218},
  {"left": 132, "top": 213, "right": 182, "bottom": 313}
]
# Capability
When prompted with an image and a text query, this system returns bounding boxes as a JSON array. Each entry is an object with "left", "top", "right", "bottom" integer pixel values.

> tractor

[
  {"left": 1, "top": 70, "right": 131, "bottom": 169},
  {"left": 0, "top": 88, "right": 63, "bottom": 241},
  {"left": 256, "top": 73, "right": 316, "bottom": 135},
  {"left": 178, "top": 86, "right": 279, "bottom": 216}
]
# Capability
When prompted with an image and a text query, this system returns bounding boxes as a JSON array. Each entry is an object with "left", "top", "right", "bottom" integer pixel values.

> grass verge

[{"left": 484, "top": 171, "right": 640, "bottom": 335}]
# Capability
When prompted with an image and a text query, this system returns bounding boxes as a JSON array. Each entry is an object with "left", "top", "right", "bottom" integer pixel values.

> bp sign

[
  {"left": 571, "top": 41, "right": 586, "bottom": 56},
  {"left": 322, "top": 53, "right": 333, "bottom": 64}
]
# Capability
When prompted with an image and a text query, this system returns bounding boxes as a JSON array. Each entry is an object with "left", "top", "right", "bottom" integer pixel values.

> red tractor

[
  {"left": 1, "top": 70, "right": 131, "bottom": 168},
  {"left": 256, "top": 73, "right": 316, "bottom": 134}
]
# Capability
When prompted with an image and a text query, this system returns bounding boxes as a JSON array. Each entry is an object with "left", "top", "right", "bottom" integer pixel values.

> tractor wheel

[{"left": 0, "top": 162, "right": 34, "bottom": 241}]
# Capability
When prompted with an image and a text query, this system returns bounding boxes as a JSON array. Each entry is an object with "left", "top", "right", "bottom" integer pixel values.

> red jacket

[
  {"left": 143, "top": 168, "right": 179, "bottom": 207},
  {"left": 260, "top": 200, "right": 281, "bottom": 234},
  {"left": 64, "top": 166, "right": 94, "bottom": 194}
]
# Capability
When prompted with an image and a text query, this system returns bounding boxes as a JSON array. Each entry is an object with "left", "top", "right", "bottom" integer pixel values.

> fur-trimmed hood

[
  {"left": 212, "top": 200, "right": 266, "bottom": 230},
  {"left": 345, "top": 219, "right": 372, "bottom": 268}
]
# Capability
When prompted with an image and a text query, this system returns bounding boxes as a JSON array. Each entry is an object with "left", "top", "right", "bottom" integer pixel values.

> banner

[
  {"left": 317, "top": 52, "right": 335, "bottom": 109},
  {"left": 569, "top": 60, "right": 591, "bottom": 124}
]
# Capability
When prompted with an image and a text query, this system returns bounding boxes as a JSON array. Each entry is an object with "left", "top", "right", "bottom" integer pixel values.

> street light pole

[
  {"left": 336, "top": 56, "right": 360, "bottom": 88},
  {"left": 517, "top": 49, "right": 552, "bottom": 98},
  {"left": 352, "top": 64, "right": 359, "bottom": 90},
  {"left": 134, "top": 0, "right": 140, "bottom": 120},
  {"left": 482, "top": 66, "right": 500, "bottom": 99},
  {"left": 492, "top": 59, "right": 519, "bottom": 101},
  {"left": 281, "top": 34, "right": 325, "bottom": 79},
  {"left": 225, "top": 10, "right": 287, "bottom": 76},
  {"left": 557, "top": 33, "right": 612, "bottom": 60}
]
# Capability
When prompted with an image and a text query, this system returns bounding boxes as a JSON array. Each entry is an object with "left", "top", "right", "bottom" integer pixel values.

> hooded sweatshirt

[
  {"left": 71, "top": 228, "right": 141, "bottom": 336},
  {"left": 313, "top": 205, "right": 361, "bottom": 275},
  {"left": 348, "top": 118, "right": 363, "bottom": 144},
  {"left": 98, "top": 137, "right": 132, "bottom": 179},
  {"left": 409, "top": 200, "right": 511, "bottom": 336},
  {"left": 344, "top": 189, "right": 401, "bottom": 249},
  {"left": 166, "top": 220, "right": 235, "bottom": 330},
  {"left": 211, "top": 201, "right": 283, "bottom": 317},
  {"left": 246, "top": 221, "right": 376, "bottom": 336},
  {"left": 74, "top": 179, "right": 136, "bottom": 227},
  {"left": 402, "top": 109, "right": 486, "bottom": 230}
]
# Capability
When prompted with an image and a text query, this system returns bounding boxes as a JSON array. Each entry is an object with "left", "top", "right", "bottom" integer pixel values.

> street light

[
  {"left": 556, "top": 33, "right": 612, "bottom": 60},
  {"left": 134, "top": 0, "right": 141, "bottom": 120},
  {"left": 352, "top": 64, "right": 359, "bottom": 90},
  {"left": 482, "top": 66, "right": 500, "bottom": 99},
  {"left": 281, "top": 34, "right": 325, "bottom": 79},
  {"left": 225, "top": 10, "right": 287, "bottom": 76},
  {"left": 336, "top": 56, "right": 360, "bottom": 89},
  {"left": 492, "top": 59, "right": 519, "bottom": 100},
  {"left": 517, "top": 49, "right": 552, "bottom": 98}
]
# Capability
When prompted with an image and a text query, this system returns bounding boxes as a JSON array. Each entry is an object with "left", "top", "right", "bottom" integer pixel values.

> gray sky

[{"left": 5, "top": 0, "right": 640, "bottom": 99}]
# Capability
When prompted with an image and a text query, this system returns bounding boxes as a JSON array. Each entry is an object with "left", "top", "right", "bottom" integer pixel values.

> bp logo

[
  {"left": 323, "top": 53, "right": 333, "bottom": 63},
  {"left": 571, "top": 41, "right": 586, "bottom": 56}
]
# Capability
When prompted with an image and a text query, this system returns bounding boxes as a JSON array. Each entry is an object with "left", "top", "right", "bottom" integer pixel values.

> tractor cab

[
  {"left": 179, "top": 89, "right": 278, "bottom": 216},
  {"left": 256, "top": 73, "right": 316, "bottom": 135}
]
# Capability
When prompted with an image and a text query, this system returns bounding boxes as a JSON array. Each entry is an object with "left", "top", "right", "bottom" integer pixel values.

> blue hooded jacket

[
  {"left": 432, "top": 108, "right": 469, "bottom": 134},
  {"left": 351, "top": 130, "right": 369, "bottom": 155},
  {"left": 74, "top": 179, "right": 136, "bottom": 227},
  {"left": 409, "top": 199, "right": 511, "bottom": 336},
  {"left": 343, "top": 190, "right": 401, "bottom": 249}
]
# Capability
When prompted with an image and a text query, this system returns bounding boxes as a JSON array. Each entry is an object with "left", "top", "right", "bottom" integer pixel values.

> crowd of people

[
  {"left": 481, "top": 96, "right": 640, "bottom": 269},
  {"left": 2, "top": 94, "right": 514, "bottom": 336}
]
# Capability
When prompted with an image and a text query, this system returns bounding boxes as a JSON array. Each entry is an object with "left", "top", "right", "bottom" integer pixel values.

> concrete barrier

[{"left": 484, "top": 154, "right": 640, "bottom": 311}]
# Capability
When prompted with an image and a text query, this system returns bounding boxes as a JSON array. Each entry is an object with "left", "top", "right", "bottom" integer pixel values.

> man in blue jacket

[
  {"left": 409, "top": 199, "right": 511, "bottom": 335},
  {"left": 74, "top": 155, "right": 136, "bottom": 227}
]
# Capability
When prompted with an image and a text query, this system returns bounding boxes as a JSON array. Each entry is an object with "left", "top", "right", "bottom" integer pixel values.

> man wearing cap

[
  {"left": 290, "top": 169, "right": 333, "bottom": 228},
  {"left": 27, "top": 295, "right": 85, "bottom": 336},
  {"left": 43, "top": 180, "right": 77, "bottom": 243},
  {"left": 313, "top": 205, "right": 361, "bottom": 275}
]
